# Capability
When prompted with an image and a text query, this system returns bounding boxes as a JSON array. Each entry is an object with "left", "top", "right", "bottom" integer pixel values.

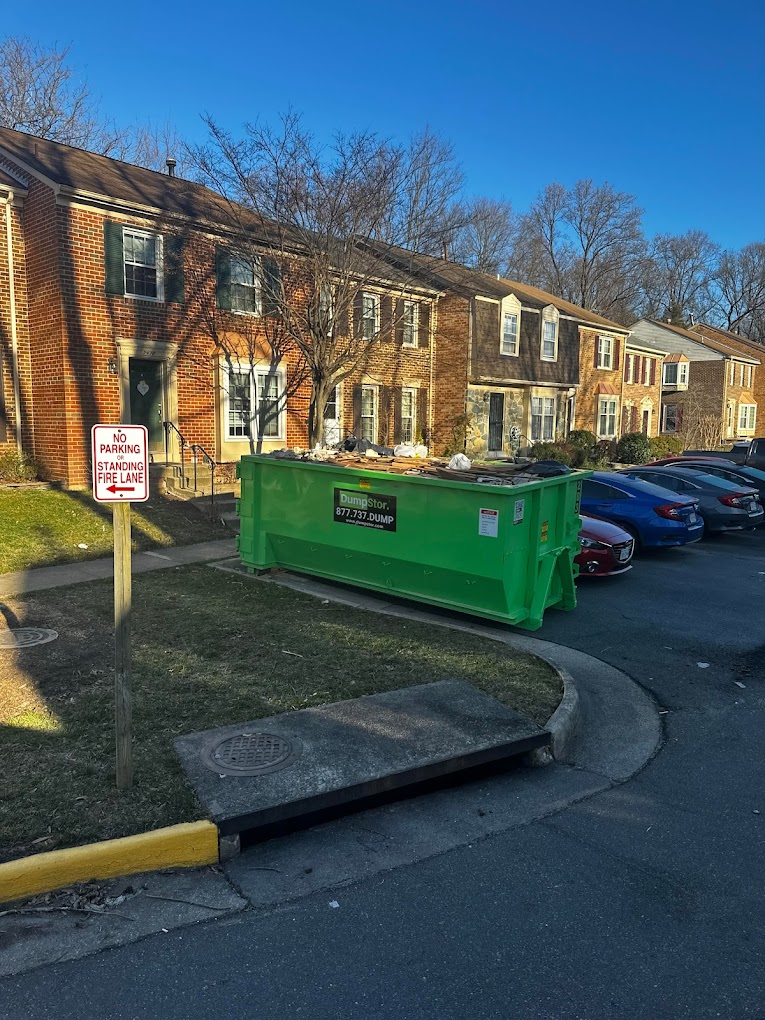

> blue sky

[{"left": 5, "top": 0, "right": 764, "bottom": 248}]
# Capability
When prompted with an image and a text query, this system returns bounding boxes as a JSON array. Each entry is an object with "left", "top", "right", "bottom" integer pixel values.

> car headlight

[{"left": 580, "top": 537, "right": 609, "bottom": 550}]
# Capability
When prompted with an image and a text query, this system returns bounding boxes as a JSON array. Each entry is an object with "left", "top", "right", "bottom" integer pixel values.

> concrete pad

[{"left": 175, "top": 681, "right": 550, "bottom": 837}]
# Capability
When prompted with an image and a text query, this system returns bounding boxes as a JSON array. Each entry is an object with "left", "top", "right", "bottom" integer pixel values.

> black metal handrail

[{"left": 163, "top": 422, "right": 217, "bottom": 502}]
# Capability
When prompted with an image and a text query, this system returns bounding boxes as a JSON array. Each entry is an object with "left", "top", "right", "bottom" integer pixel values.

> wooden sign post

[{"left": 91, "top": 424, "right": 149, "bottom": 790}]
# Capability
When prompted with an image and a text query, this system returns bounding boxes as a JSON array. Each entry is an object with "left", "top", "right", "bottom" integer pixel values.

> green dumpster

[{"left": 236, "top": 457, "right": 588, "bottom": 631}]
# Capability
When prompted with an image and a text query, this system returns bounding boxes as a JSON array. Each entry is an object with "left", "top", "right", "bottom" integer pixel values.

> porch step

[
  {"left": 187, "top": 493, "right": 240, "bottom": 534},
  {"left": 174, "top": 681, "right": 550, "bottom": 841}
]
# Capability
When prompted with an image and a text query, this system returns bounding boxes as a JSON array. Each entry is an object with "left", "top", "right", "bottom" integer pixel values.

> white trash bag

[{"left": 448, "top": 454, "right": 472, "bottom": 470}]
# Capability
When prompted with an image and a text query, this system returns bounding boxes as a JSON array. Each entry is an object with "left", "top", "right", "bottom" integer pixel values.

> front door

[
  {"left": 129, "top": 358, "right": 165, "bottom": 451},
  {"left": 488, "top": 393, "right": 504, "bottom": 452},
  {"left": 642, "top": 409, "right": 650, "bottom": 434}
]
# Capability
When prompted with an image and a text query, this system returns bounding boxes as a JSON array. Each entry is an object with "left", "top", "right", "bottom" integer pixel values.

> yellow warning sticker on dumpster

[
  {"left": 541, "top": 520, "right": 549, "bottom": 542},
  {"left": 359, "top": 479, "right": 371, "bottom": 490}
]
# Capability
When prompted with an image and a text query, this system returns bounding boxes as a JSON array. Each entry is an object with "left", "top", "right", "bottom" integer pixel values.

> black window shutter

[
  {"left": 164, "top": 236, "right": 185, "bottom": 304},
  {"left": 419, "top": 303, "right": 431, "bottom": 347},
  {"left": 381, "top": 296, "right": 393, "bottom": 342},
  {"left": 335, "top": 303, "right": 349, "bottom": 338},
  {"left": 215, "top": 247, "right": 231, "bottom": 310},
  {"left": 263, "top": 257, "right": 282, "bottom": 316},
  {"left": 353, "top": 292, "right": 365, "bottom": 339},
  {"left": 352, "top": 384, "right": 362, "bottom": 435},
  {"left": 395, "top": 299, "right": 405, "bottom": 345},
  {"left": 417, "top": 388, "right": 429, "bottom": 443},
  {"left": 613, "top": 339, "right": 621, "bottom": 372},
  {"left": 104, "top": 221, "right": 124, "bottom": 295},
  {"left": 393, "top": 388, "right": 403, "bottom": 443}
]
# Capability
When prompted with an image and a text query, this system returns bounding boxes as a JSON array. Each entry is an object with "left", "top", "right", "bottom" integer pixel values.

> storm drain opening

[
  {"left": 202, "top": 732, "right": 300, "bottom": 777},
  {"left": 0, "top": 628, "right": 59, "bottom": 649}
]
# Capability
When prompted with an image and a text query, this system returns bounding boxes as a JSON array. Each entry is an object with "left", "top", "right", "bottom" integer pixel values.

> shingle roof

[
  {"left": 497, "top": 277, "right": 628, "bottom": 331},
  {"left": 692, "top": 321, "right": 765, "bottom": 358},
  {"left": 642, "top": 318, "right": 759, "bottom": 362},
  {"left": 363, "top": 241, "right": 628, "bottom": 331},
  {"left": 0, "top": 126, "right": 227, "bottom": 221},
  {"left": 0, "top": 165, "right": 25, "bottom": 190}
]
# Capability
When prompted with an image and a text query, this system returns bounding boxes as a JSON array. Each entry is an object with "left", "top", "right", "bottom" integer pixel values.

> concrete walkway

[{"left": 0, "top": 539, "right": 237, "bottom": 597}]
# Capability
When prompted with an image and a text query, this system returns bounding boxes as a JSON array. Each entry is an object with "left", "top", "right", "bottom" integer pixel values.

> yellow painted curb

[{"left": 0, "top": 820, "right": 219, "bottom": 904}]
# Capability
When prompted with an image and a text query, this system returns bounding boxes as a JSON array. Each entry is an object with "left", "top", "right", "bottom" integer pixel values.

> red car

[{"left": 576, "top": 515, "right": 635, "bottom": 577}]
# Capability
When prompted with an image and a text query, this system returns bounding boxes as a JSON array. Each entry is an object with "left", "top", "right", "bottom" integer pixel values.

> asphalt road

[{"left": 2, "top": 530, "right": 764, "bottom": 1019}]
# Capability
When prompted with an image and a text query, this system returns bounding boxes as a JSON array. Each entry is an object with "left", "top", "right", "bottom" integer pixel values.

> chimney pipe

[{"left": 166, "top": 157, "right": 176, "bottom": 177}]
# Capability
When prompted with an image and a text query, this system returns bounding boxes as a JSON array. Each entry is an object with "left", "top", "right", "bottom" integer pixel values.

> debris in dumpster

[{"left": 259, "top": 448, "right": 566, "bottom": 486}]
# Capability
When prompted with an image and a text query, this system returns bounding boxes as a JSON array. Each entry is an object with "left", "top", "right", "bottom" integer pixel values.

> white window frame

[
  {"left": 739, "top": 404, "right": 757, "bottom": 431},
  {"left": 626, "top": 354, "right": 635, "bottom": 384},
  {"left": 662, "top": 403, "right": 680, "bottom": 434},
  {"left": 361, "top": 293, "right": 380, "bottom": 340},
  {"left": 746, "top": 365, "right": 753, "bottom": 389},
  {"left": 323, "top": 383, "right": 342, "bottom": 446},
  {"left": 530, "top": 396, "right": 556, "bottom": 442},
  {"left": 642, "top": 357, "right": 651, "bottom": 385},
  {"left": 739, "top": 363, "right": 745, "bottom": 386},
  {"left": 597, "top": 336, "right": 614, "bottom": 370},
  {"left": 360, "top": 384, "right": 378, "bottom": 443},
  {"left": 597, "top": 396, "right": 618, "bottom": 439},
  {"left": 402, "top": 301, "right": 419, "bottom": 348},
  {"left": 500, "top": 294, "right": 521, "bottom": 357},
  {"left": 223, "top": 362, "right": 286, "bottom": 442},
  {"left": 122, "top": 227, "right": 163, "bottom": 302},
  {"left": 679, "top": 362, "right": 689, "bottom": 386},
  {"left": 729, "top": 361, "right": 735, "bottom": 386},
  {"left": 540, "top": 305, "right": 559, "bottom": 361},
  {"left": 229, "top": 253, "right": 263, "bottom": 316},
  {"left": 400, "top": 387, "right": 417, "bottom": 444}
]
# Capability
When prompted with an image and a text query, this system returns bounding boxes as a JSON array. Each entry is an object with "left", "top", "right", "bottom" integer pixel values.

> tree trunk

[{"left": 308, "top": 374, "right": 334, "bottom": 448}]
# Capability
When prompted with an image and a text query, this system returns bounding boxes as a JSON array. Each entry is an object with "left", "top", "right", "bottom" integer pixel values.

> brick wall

[
  {"left": 691, "top": 325, "right": 763, "bottom": 424},
  {"left": 621, "top": 348, "right": 663, "bottom": 437},
  {"left": 575, "top": 328, "right": 626, "bottom": 438},
  {"left": 662, "top": 361, "right": 724, "bottom": 441},
  {"left": 431, "top": 292, "right": 470, "bottom": 452}
]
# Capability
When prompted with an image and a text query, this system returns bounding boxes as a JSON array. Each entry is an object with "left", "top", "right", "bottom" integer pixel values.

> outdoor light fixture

[{"left": 108, "top": 357, "right": 118, "bottom": 375}]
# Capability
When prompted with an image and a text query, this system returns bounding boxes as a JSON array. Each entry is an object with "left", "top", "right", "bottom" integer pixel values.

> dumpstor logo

[{"left": 334, "top": 488, "right": 397, "bottom": 532}]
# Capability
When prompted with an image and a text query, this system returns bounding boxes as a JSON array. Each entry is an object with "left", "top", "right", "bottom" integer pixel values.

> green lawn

[
  {"left": 0, "top": 489, "right": 226, "bottom": 574},
  {"left": 0, "top": 565, "right": 560, "bottom": 861}
]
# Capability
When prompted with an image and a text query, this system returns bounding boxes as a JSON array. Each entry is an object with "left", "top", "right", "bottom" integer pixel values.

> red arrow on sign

[{"left": 106, "top": 484, "right": 136, "bottom": 493}]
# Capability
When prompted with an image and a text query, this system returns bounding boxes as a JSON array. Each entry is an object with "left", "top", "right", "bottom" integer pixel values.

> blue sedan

[{"left": 579, "top": 472, "right": 704, "bottom": 549}]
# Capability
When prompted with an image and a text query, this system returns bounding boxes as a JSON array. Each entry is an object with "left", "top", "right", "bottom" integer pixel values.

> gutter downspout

[{"left": 4, "top": 192, "right": 22, "bottom": 455}]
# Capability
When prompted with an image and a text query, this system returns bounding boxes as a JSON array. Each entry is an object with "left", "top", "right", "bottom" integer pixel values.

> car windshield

[{"left": 739, "top": 466, "right": 765, "bottom": 483}]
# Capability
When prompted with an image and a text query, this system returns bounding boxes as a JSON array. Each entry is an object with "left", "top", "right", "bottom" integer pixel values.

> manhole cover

[
  {"left": 0, "top": 628, "right": 58, "bottom": 649},
  {"left": 202, "top": 732, "right": 300, "bottom": 777}
]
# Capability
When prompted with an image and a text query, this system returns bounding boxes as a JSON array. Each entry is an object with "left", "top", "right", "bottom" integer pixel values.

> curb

[{"left": 0, "top": 820, "right": 220, "bottom": 905}]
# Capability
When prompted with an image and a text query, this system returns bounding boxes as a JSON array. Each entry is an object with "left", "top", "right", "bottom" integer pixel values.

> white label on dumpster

[
  {"left": 513, "top": 499, "right": 525, "bottom": 525},
  {"left": 479, "top": 508, "right": 499, "bottom": 538}
]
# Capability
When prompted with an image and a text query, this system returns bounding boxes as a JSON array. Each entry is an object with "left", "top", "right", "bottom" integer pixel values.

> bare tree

[
  {"left": 124, "top": 121, "right": 191, "bottom": 175},
  {"left": 0, "top": 36, "right": 126, "bottom": 152},
  {"left": 190, "top": 113, "right": 460, "bottom": 446},
  {"left": 709, "top": 242, "right": 765, "bottom": 340},
  {"left": 508, "top": 179, "right": 645, "bottom": 321},
  {"left": 640, "top": 230, "right": 719, "bottom": 325},
  {"left": 450, "top": 197, "right": 516, "bottom": 274}
]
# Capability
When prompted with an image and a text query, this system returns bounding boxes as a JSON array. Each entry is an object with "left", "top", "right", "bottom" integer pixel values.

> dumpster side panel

[{"left": 237, "top": 458, "right": 586, "bottom": 629}]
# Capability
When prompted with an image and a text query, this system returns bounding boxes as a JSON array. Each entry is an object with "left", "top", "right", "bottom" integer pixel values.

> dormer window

[
  {"left": 541, "top": 305, "right": 559, "bottom": 361},
  {"left": 500, "top": 294, "right": 521, "bottom": 356},
  {"left": 663, "top": 362, "right": 689, "bottom": 387}
]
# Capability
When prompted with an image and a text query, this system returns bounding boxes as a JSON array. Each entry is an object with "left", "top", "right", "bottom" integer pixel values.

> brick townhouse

[
  {"left": 572, "top": 318, "right": 634, "bottom": 442},
  {"left": 620, "top": 339, "right": 666, "bottom": 437},
  {"left": 629, "top": 318, "right": 759, "bottom": 441},
  {"left": 368, "top": 245, "right": 633, "bottom": 457},
  {"left": 0, "top": 127, "right": 439, "bottom": 486},
  {"left": 690, "top": 322, "right": 764, "bottom": 435}
]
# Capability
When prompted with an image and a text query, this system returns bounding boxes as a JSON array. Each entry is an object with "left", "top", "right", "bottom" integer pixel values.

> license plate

[{"left": 687, "top": 512, "right": 698, "bottom": 524}]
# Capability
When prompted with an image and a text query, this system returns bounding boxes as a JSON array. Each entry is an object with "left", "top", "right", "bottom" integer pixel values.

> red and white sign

[{"left": 91, "top": 424, "right": 149, "bottom": 502}]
